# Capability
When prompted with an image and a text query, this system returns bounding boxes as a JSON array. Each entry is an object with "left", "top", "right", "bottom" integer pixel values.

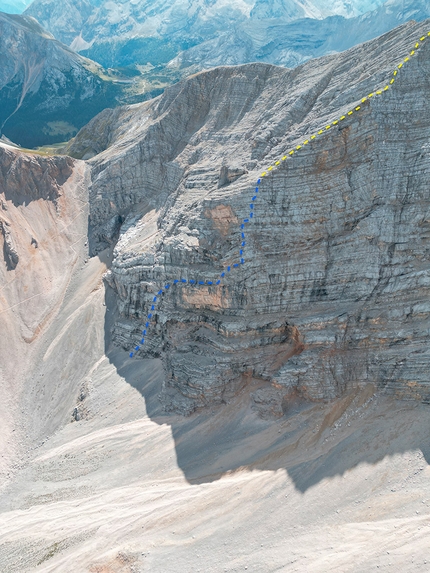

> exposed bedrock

[
  {"left": 0, "top": 219, "right": 19, "bottom": 270},
  {"left": 0, "top": 145, "right": 74, "bottom": 205},
  {"left": 83, "top": 21, "right": 430, "bottom": 414},
  {"left": 0, "top": 145, "right": 75, "bottom": 272}
]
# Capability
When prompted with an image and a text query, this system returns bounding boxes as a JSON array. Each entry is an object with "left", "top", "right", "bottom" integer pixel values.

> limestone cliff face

[{"left": 79, "top": 20, "right": 430, "bottom": 414}]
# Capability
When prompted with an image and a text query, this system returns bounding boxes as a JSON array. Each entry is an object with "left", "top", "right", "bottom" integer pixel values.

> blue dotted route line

[
  {"left": 129, "top": 183, "right": 257, "bottom": 357},
  {"left": 128, "top": 31, "right": 430, "bottom": 358}
]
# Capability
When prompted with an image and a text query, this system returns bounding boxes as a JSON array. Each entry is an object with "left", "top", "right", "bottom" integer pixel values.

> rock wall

[{"left": 83, "top": 20, "right": 430, "bottom": 414}]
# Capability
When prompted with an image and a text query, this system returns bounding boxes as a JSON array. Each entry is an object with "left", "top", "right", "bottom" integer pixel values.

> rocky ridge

[{"left": 71, "top": 20, "right": 430, "bottom": 415}]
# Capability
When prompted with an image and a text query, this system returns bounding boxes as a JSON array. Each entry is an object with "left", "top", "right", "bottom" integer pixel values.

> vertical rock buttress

[{"left": 85, "top": 22, "right": 430, "bottom": 414}]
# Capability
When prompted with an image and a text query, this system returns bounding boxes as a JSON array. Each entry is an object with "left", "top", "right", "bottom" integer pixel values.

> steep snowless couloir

[
  {"left": 1, "top": 20, "right": 430, "bottom": 573},
  {"left": 66, "top": 19, "right": 430, "bottom": 416}
]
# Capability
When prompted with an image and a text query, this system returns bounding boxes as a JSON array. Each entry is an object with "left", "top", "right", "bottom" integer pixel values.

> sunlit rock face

[{"left": 74, "top": 20, "right": 430, "bottom": 415}]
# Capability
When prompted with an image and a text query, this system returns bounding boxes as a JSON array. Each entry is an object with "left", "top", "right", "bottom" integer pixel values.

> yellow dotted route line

[
  {"left": 260, "top": 31, "right": 430, "bottom": 178},
  {"left": 128, "top": 30, "right": 430, "bottom": 359}
]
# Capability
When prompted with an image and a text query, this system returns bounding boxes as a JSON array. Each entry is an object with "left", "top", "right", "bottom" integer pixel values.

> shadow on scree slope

[{"left": 102, "top": 284, "right": 430, "bottom": 492}]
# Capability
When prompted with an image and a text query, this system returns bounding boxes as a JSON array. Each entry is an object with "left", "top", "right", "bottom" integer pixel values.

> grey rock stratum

[{"left": 69, "top": 19, "right": 430, "bottom": 416}]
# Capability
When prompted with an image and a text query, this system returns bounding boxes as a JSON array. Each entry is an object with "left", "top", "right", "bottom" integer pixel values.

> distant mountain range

[
  {"left": 171, "top": 0, "right": 430, "bottom": 72},
  {"left": 23, "top": 0, "right": 430, "bottom": 72},
  {"left": 0, "top": 12, "right": 144, "bottom": 148},
  {"left": 23, "top": 0, "right": 391, "bottom": 54}
]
